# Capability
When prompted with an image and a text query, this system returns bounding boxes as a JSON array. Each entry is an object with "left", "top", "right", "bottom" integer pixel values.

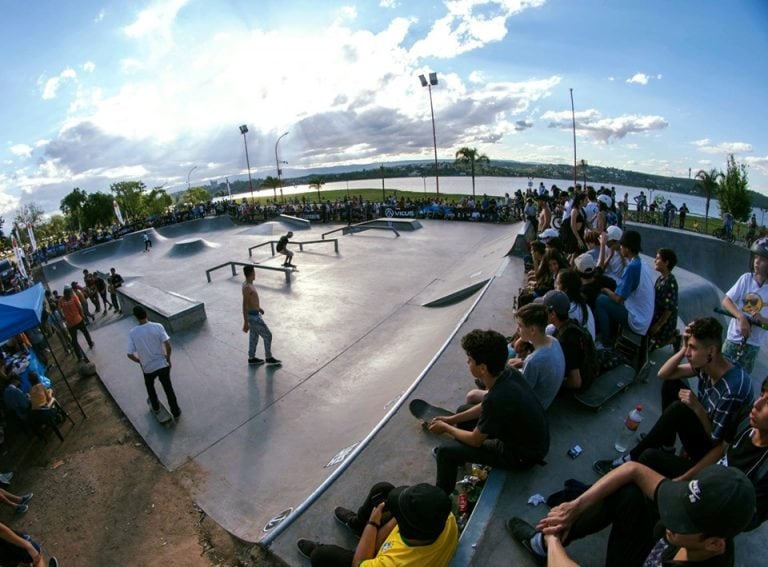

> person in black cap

[
  {"left": 296, "top": 482, "right": 458, "bottom": 566},
  {"left": 508, "top": 463, "right": 755, "bottom": 566}
]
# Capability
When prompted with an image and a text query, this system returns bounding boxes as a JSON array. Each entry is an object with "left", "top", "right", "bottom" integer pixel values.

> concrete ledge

[
  {"left": 361, "top": 218, "right": 422, "bottom": 231},
  {"left": 509, "top": 221, "right": 534, "bottom": 257},
  {"left": 117, "top": 281, "right": 206, "bottom": 333},
  {"left": 277, "top": 214, "right": 311, "bottom": 227}
]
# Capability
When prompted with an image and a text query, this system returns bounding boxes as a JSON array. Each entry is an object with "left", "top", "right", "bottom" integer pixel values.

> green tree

[
  {"left": 183, "top": 186, "right": 211, "bottom": 204},
  {"left": 60, "top": 187, "right": 88, "bottom": 230},
  {"left": 145, "top": 187, "right": 172, "bottom": 216},
  {"left": 717, "top": 154, "right": 751, "bottom": 222},
  {"left": 308, "top": 176, "right": 325, "bottom": 202},
  {"left": 694, "top": 168, "right": 723, "bottom": 231},
  {"left": 80, "top": 191, "right": 116, "bottom": 228},
  {"left": 454, "top": 147, "right": 490, "bottom": 198},
  {"left": 262, "top": 176, "right": 281, "bottom": 201},
  {"left": 14, "top": 202, "right": 45, "bottom": 228},
  {"left": 110, "top": 181, "right": 147, "bottom": 221},
  {"left": 37, "top": 215, "right": 68, "bottom": 241}
]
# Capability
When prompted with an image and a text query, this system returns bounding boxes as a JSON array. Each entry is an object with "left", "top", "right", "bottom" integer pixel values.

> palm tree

[
  {"left": 454, "top": 147, "right": 490, "bottom": 198},
  {"left": 694, "top": 168, "right": 723, "bottom": 232},
  {"left": 262, "top": 176, "right": 281, "bottom": 201},
  {"left": 309, "top": 176, "right": 325, "bottom": 203}
]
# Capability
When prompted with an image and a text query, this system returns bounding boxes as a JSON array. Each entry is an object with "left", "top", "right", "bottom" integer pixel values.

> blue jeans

[{"left": 595, "top": 293, "right": 629, "bottom": 345}]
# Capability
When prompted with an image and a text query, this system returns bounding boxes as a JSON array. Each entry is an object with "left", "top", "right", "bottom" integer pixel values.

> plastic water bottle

[{"left": 614, "top": 405, "right": 643, "bottom": 452}]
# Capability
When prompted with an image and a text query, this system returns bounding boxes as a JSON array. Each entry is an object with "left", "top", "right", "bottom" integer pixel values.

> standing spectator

[
  {"left": 649, "top": 248, "right": 679, "bottom": 350},
  {"left": 723, "top": 211, "right": 734, "bottom": 239},
  {"left": 108, "top": 267, "right": 124, "bottom": 313},
  {"left": 720, "top": 236, "right": 768, "bottom": 373},
  {"left": 536, "top": 195, "right": 551, "bottom": 234},
  {"left": 594, "top": 230, "right": 654, "bottom": 347},
  {"left": 143, "top": 232, "right": 152, "bottom": 252},
  {"left": 634, "top": 191, "right": 647, "bottom": 221},
  {"left": 93, "top": 273, "right": 113, "bottom": 313},
  {"left": 70, "top": 282, "right": 95, "bottom": 323},
  {"left": 82, "top": 269, "right": 101, "bottom": 313},
  {"left": 678, "top": 203, "right": 689, "bottom": 229},
  {"left": 58, "top": 286, "right": 93, "bottom": 362},
  {"left": 126, "top": 306, "right": 181, "bottom": 419}
]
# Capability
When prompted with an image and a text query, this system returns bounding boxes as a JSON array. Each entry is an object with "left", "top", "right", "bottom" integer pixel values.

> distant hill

[{"left": 199, "top": 159, "right": 768, "bottom": 209}]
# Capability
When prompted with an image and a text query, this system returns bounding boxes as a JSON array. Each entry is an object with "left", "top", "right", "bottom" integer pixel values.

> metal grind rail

[
  {"left": 205, "top": 261, "right": 292, "bottom": 283},
  {"left": 248, "top": 238, "right": 339, "bottom": 258}
]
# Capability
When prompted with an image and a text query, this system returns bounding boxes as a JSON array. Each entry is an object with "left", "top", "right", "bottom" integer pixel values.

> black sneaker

[
  {"left": 248, "top": 357, "right": 265, "bottom": 365},
  {"left": 296, "top": 539, "right": 319, "bottom": 559},
  {"left": 265, "top": 357, "right": 282, "bottom": 366},
  {"left": 506, "top": 517, "right": 545, "bottom": 564},
  {"left": 334, "top": 507, "right": 359, "bottom": 537},
  {"left": 593, "top": 458, "right": 620, "bottom": 477},
  {"left": 49, "top": 558, "right": 59, "bottom": 567}
]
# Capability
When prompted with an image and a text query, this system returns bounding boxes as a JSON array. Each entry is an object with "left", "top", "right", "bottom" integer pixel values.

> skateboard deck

[
  {"left": 409, "top": 399, "right": 453, "bottom": 428},
  {"left": 714, "top": 307, "right": 768, "bottom": 330},
  {"left": 573, "top": 364, "right": 636, "bottom": 411},
  {"left": 147, "top": 398, "right": 174, "bottom": 425}
]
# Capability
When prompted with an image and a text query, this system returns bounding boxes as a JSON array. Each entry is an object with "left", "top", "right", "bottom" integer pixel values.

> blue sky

[{"left": 1, "top": 0, "right": 767, "bottom": 216}]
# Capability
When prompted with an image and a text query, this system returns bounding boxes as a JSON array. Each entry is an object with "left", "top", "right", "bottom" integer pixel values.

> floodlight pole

[
  {"left": 275, "top": 131, "right": 289, "bottom": 204},
  {"left": 419, "top": 72, "right": 440, "bottom": 197},
  {"left": 239, "top": 124, "right": 254, "bottom": 201},
  {"left": 186, "top": 165, "right": 198, "bottom": 190}
]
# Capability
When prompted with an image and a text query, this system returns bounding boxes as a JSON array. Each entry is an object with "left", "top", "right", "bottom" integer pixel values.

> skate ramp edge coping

[
  {"left": 260, "top": 277, "right": 496, "bottom": 548},
  {"left": 118, "top": 281, "right": 206, "bottom": 333}
]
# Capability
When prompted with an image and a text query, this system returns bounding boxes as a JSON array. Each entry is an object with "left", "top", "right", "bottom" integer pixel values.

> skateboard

[
  {"left": 147, "top": 398, "right": 174, "bottom": 425},
  {"left": 573, "top": 364, "right": 636, "bottom": 411},
  {"left": 409, "top": 399, "right": 453, "bottom": 429},
  {"left": 281, "top": 263, "right": 299, "bottom": 271},
  {"left": 714, "top": 307, "right": 768, "bottom": 330}
]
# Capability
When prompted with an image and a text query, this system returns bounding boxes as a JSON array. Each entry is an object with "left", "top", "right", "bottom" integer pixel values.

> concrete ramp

[
  {"left": 237, "top": 225, "right": 276, "bottom": 236},
  {"left": 156, "top": 216, "right": 234, "bottom": 238},
  {"left": 42, "top": 258, "right": 83, "bottom": 282},
  {"left": 67, "top": 239, "right": 124, "bottom": 264},
  {"left": 166, "top": 238, "right": 220, "bottom": 257},
  {"left": 121, "top": 228, "right": 168, "bottom": 252},
  {"left": 276, "top": 214, "right": 311, "bottom": 228},
  {"left": 414, "top": 231, "right": 516, "bottom": 307}
]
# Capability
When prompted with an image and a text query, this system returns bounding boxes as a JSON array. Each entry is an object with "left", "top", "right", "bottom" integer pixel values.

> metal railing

[
  {"left": 248, "top": 239, "right": 339, "bottom": 258},
  {"left": 321, "top": 221, "right": 400, "bottom": 240},
  {"left": 205, "top": 261, "right": 292, "bottom": 283}
]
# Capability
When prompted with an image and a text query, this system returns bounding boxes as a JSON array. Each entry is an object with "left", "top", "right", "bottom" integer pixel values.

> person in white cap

[{"left": 598, "top": 225, "right": 626, "bottom": 283}]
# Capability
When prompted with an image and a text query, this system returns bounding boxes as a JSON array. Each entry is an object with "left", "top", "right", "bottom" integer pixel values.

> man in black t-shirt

[
  {"left": 427, "top": 329, "right": 549, "bottom": 494},
  {"left": 574, "top": 253, "right": 616, "bottom": 312}
]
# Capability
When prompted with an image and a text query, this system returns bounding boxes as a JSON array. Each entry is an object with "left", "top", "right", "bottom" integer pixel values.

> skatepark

[{"left": 41, "top": 216, "right": 767, "bottom": 566}]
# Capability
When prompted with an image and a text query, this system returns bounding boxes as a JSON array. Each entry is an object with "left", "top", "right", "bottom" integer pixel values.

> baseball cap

[
  {"left": 574, "top": 253, "right": 596, "bottom": 275},
  {"left": 657, "top": 465, "right": 755, "bottom": 539},
  {"left": 597, "top": 194, "right": 612, "bottom": 207},
  {"left": 539, "top": 228, "right": 559, "bottom": 240},
  {"left": 605, "top": 225, "right": 623, "bottom": 242},
  {"left": 387, "top": 483, "right": 451, "bottom": 541},
  {"left": 535, "top": 290, "right": 570, "bottom": 318}
]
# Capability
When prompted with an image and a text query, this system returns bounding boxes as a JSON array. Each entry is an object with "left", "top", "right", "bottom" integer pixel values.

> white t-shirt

[
  {"left": 584, "top": 201, "right": 598, "bottom": 229},
  {"left": 725, "top": 273, "right": 768, "bottom": 347},
  {"left": 127, "top": 321, "right": 170, "bottom": 373},
  {"left": 568, "top": 301, "right": 596, "bottom": 340},
  {"left": 604, "top": 248, "right": 625, "bottom": 283},
  {"left": 622, "top": 258, "right": 655, "bottom": 335}
]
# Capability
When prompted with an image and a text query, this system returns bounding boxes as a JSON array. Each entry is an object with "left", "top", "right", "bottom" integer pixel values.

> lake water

[{"left": 228, "top": 176, "right": 767, "bottom": 223}]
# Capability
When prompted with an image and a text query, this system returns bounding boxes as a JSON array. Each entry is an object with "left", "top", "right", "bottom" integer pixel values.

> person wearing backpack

[{"left": 537, "top": 290, "right": 598, "bottom": 391}]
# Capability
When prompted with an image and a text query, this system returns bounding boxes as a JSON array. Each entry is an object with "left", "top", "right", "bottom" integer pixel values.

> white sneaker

[{"left": 0, "top": 472, "right": 13, "bottom": 485}]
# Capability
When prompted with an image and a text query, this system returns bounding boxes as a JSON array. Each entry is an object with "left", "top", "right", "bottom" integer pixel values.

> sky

[{"left": 2, "top": 0, "right": 767, "bottom": 217}]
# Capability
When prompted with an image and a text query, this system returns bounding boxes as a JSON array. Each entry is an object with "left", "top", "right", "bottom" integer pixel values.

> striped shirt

[{"left": 697, "top": 365, "right": 754, "bottom": 442}]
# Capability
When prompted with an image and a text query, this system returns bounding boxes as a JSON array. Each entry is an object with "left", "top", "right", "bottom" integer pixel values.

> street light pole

[
  {"left": 275, "top": 131, "right": 289, "bottom": 203},
  {"left": 239, "top": 124, "right": 254, "bottom": 201},
  {"left": 186, "top": 165, "right": 198, "bottom": 191},
  {"left": 419, "top": 72, "right": 440, "bottom": 197}
]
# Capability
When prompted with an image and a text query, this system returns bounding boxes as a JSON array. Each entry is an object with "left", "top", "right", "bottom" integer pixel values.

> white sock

[{"left": 530, "top": 532, "right": 547, "bottom": 557}]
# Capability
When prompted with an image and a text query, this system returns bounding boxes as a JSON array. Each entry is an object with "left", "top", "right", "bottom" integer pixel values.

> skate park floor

[{"left": 42, "top": 217, "right": 767, "bottom": 566}]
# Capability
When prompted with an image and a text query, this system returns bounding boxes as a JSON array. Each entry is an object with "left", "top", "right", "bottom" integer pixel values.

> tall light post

[
  {"left": 418, "top": 72, "right": 440, "bottom": 197},
  {"left": 186, "top": 165, "right": 198, "bottom": 191},
  {"left": 239, "top": 124, "right": 254, "bottom": 201},
  {"left": 275, "top": 131, "right": 289, "bottom": 203}
]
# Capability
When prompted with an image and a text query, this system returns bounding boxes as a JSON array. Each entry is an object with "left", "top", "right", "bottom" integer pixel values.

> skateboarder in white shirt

[{"left": 127, "top": 305, "right": 181, "bottom": 419}]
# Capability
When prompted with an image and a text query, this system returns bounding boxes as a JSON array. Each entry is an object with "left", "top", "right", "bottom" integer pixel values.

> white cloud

[
  {"left": 94, "top": 9, "right": 106, "bottom": 23},
  {"left": 82, "top": 61, "right": 96, "bottom": 72},
  {"left": 692, "top": 139, "right": 753, "bottom": 154},
  {"left": 745, "top": 155, "right": 768, "bottom": 176},
  {"left": 380, "top": 0, "right": 398, "bottom": 7},
  {"left": 9, "top": 144, "right": 34, "bottom": 158},
  {"left": 626, "top": 73, "right": 650, "bottom": 85},
  {"left": 41, "top": 68, "right": 77, "bottom": 100},
  {"left": 542, "top": 108, "right": 668, "bottom": 142},
  {"left": 411, "top": 0, "right": 545, "bottom": 59},
  {"left": 123, "top": 0, "right": 189, "bottom": 39}
]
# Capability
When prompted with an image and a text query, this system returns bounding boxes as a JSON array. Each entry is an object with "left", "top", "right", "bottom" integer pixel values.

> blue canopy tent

[
  {"left": 1, "top": 283, "right": 86, "bottom": 418},
  {"left": 0, "top": 283, "right": 45, "bottom": 342}
]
